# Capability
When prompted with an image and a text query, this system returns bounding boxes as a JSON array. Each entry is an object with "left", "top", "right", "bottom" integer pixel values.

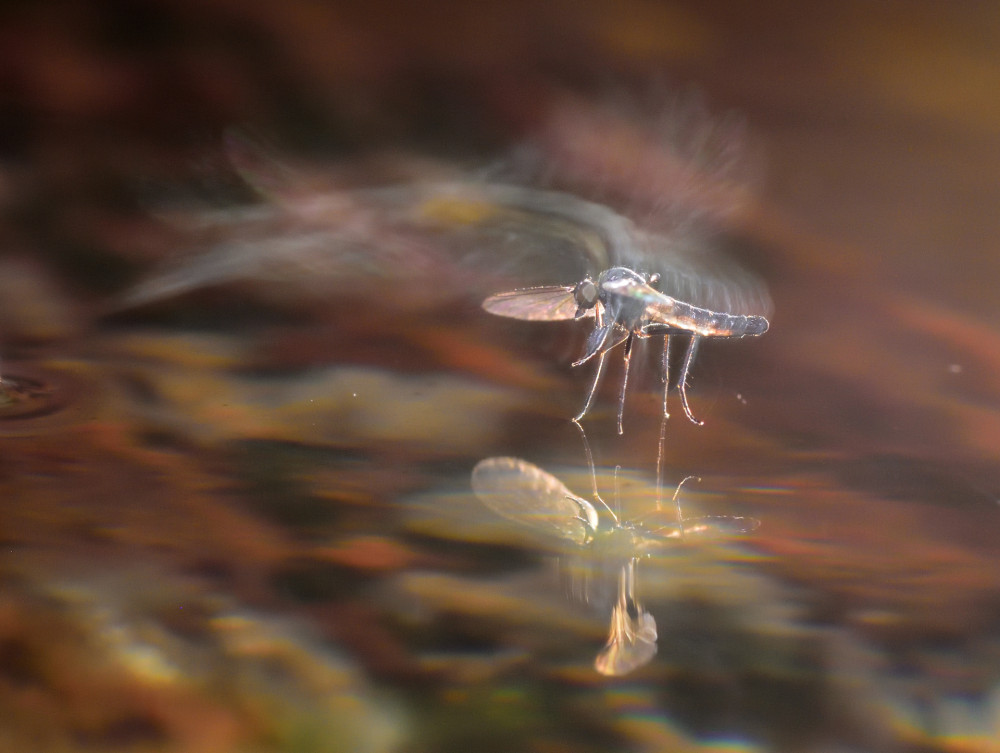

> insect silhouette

[
  {"left": 483, "top": 263, "right": 769, "bottom": 434},
  {"left": 470, "top": 421, "right": 758, "bottom": 675}
]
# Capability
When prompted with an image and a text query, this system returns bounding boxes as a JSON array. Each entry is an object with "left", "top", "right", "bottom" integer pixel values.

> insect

[
  {"left": 483, "top": 262, "right": 770, "bottom": 434},
  {"left": 470, "top": 422, "right": 758, "bottom": 676}
]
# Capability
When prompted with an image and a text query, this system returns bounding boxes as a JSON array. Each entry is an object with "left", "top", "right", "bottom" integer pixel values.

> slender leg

[
  {"left": 573, "top": 323, "right": 611, "bottom": 367},
  {"left": 573, "top": 321, "right": 628, "bottom": 367},
  {"left": 574, "top": 304, "right": 610, "bottom": 422},
  {"left": 572, "top": 418, "right": 616, "bottom": 522},
  {"left": 660, "top": 334, "right": 671, "bottom": 420},
  {"left": 677, "top": 335, "right": 704, "bottom": 426},
  {"left": 574, "top": 349, "right": 608, "bottom": 423},
  {"left": 612, "top": 465, "right": 622, "bottom": 521},
  {"left": 616, "top": 334, "right": 634, "bottom": 435}
]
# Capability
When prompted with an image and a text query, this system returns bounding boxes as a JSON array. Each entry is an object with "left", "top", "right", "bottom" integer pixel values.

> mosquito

[
  {"left": 483, "top": 265, "right": 769, "bottom": 433},
  {"left": 470, "top": 420, "right": 758, "bottom": 675}
]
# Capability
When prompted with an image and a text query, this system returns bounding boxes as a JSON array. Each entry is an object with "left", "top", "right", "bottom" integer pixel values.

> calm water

[
  {"left": 3, "top": 158, "right": 999, "bottom": 753},
  {"left": 3, "top": 3, "right": 1000, "bottom": 752}
]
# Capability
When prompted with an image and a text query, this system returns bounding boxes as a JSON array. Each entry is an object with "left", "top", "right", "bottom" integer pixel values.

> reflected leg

[
  {"left": 671, "top": 475, "right": 700, "bottom": 537},
  {"left": 655, "top": 414, "right": 667, "bottom": 511},
  {"left": 571, "top": 418, "right": 617, "bottom": 522}
]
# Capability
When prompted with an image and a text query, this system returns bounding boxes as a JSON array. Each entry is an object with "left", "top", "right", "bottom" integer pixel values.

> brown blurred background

[{"left": 3, "top": 2, "right": 1000, "bottom": 752}]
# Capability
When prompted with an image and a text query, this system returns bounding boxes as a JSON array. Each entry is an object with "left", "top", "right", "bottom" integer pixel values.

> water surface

[{"left": 2, "top": 2, "right": 1000, "bottom": 752}]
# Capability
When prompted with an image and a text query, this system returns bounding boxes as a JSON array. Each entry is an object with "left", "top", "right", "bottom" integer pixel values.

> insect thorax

[{"left": 599, "top": 266, "right": 652, "bottom": 329}]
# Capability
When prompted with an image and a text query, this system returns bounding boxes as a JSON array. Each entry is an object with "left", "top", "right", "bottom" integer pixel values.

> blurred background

[{"left": 2, "top": 1, "right": 1000, "bottom": 751}]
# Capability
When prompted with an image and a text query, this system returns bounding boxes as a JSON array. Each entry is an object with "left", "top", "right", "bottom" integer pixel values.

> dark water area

[{"left": 2, "top": 1, "right": 1000, "bottom": 751}]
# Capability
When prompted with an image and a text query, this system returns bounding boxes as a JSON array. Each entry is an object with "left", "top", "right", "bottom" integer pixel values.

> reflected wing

[
  {"left": 471, "top": 457, "right": 599, "bottom": 545},
  {"left": 640, "top": 515, "right": 759, "bottom": 541},
  {"left": 594, "top": 603, "right": 657, "bottom": 676},
  {"left": 629, "top": 514, "right": 759, "bottom": 549},
  {"left": 481, "top": 286, "right": 594, "bottom": 321},
  {"left": 680, "top": 515, "right": 760, "bottom": 537},
  {"left": 594, "top": 563, "right": 657, "bottom": 676}
]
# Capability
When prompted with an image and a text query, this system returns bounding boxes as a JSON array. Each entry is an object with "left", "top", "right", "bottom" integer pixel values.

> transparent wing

[
  {"left": 678, "top": 515, "right": 760, "bottom": 537},
  {"left": 471, "top": 457, "right": 598, "bottom": 545},
  {"left": 481, "top": 286, "right": 595, "bottom": 321}
]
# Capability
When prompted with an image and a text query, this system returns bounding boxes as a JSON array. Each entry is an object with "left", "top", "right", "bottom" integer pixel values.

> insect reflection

[
  {"left": 482, "top": 262, "right": 769, "bottom": 435},
  {"left": 470, "top": 422, "right": 758, "bottom": 676}
]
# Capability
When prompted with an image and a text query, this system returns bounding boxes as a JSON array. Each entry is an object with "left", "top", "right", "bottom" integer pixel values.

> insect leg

[
  {"left": 574, "top": 348, "right": 608, "bottom": 423},
  {"left": 677, "top": 335, "right": 704, "bottom": 426},
  {"left": 571, "top": 418, "right": 617, "bottom": 523},
  {"left": 616, "top": 334, "right": 634, "bottom": 435},
  {"left": 655, "top": 414, "right": 667, "bottom": 511},
  {"left": 661, "top": 334, "right": 671, "bottom": 420},
  {"left": 573, "top": 321, "right": 622, "bottom": 366}
]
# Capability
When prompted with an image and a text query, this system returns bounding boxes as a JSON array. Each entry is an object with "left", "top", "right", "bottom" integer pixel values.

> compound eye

[{"left": 573, "top": 278, "right": 598, "bottom": 309}]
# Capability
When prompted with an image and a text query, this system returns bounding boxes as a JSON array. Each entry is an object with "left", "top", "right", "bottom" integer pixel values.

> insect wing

[
  {"left": 635, "top": 231, "right": 773, "bottom": 321},
  {"left": 594, "top": 601, "right": 657, "bottom": 676},
  {"left": 471, "top": 457, "right": 599, "bottom": 545},
  {"left": 594, "top": 562, "right": 657, "bottom": 676},
  {"left": 679, "top": 515, "right": 760, "bottom": 537},
  {"left": 481, "top": 286, "right": 594, "bottom": 321},
  {"left": 627, "top": 514, "right": 759, "bottom": 549}
]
